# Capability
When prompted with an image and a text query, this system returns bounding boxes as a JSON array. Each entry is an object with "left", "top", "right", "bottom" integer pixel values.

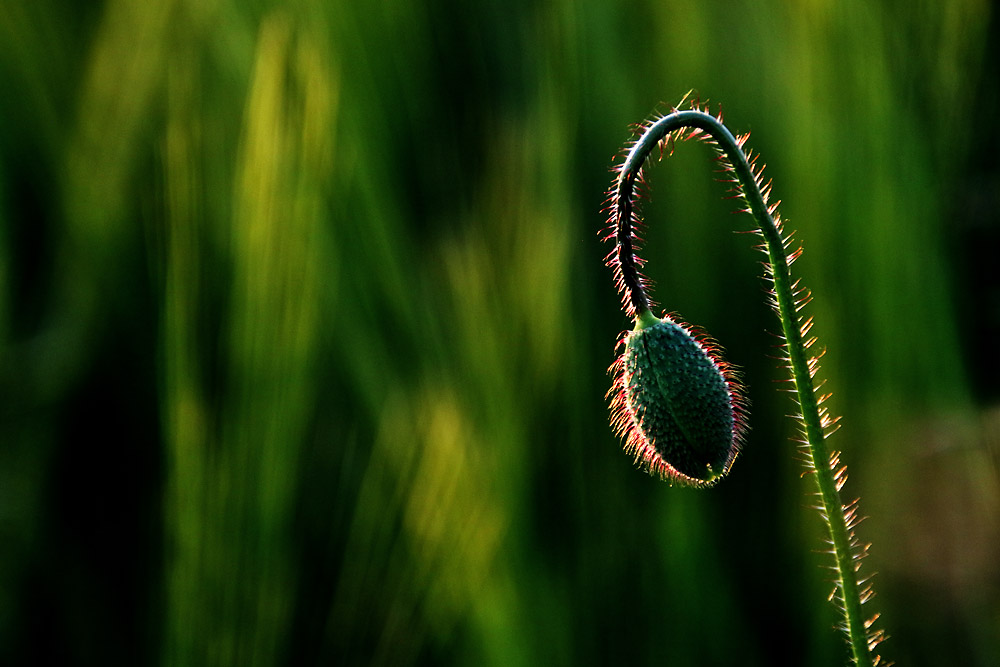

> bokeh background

[{"left": 1, "top": 1, "right": 998, "bottom": 665}]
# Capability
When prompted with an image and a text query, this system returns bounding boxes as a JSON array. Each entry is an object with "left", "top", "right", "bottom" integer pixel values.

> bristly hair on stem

[{"left": 602, "top": 96, "right": 886, "bottom": 666}]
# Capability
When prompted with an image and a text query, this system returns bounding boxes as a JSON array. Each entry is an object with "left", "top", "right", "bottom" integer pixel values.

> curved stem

[{"left": 613, "top": 109, "right": 876, "bottom": 667}]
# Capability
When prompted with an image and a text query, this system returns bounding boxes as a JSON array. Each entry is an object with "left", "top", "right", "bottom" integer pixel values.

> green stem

[{"left": 613, "top": 109, "right": 876, "bottom": 666}]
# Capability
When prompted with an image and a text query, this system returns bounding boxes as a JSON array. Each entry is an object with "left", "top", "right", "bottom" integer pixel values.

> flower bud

[{"left": 610, "top": 312, "right": 744, "bottom": 486}]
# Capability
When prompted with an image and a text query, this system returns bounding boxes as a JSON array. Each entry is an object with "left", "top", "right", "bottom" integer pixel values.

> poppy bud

[{"left": 610, "top": 311, "right": 744, "bottom": 486}]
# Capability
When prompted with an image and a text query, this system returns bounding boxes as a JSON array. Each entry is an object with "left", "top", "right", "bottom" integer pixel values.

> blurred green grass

[{"left": 1, "top": 1, "right": 998, "bottom": 665}]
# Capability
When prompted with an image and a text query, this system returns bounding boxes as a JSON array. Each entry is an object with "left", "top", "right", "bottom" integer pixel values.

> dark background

[{"left": 1, "top": 1, "right": 998, "bottom": 665}]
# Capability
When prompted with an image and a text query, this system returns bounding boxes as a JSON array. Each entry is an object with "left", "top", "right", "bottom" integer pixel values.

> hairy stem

[{"left": 612, "top": 108, "right": 877, "bottom": 666}]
